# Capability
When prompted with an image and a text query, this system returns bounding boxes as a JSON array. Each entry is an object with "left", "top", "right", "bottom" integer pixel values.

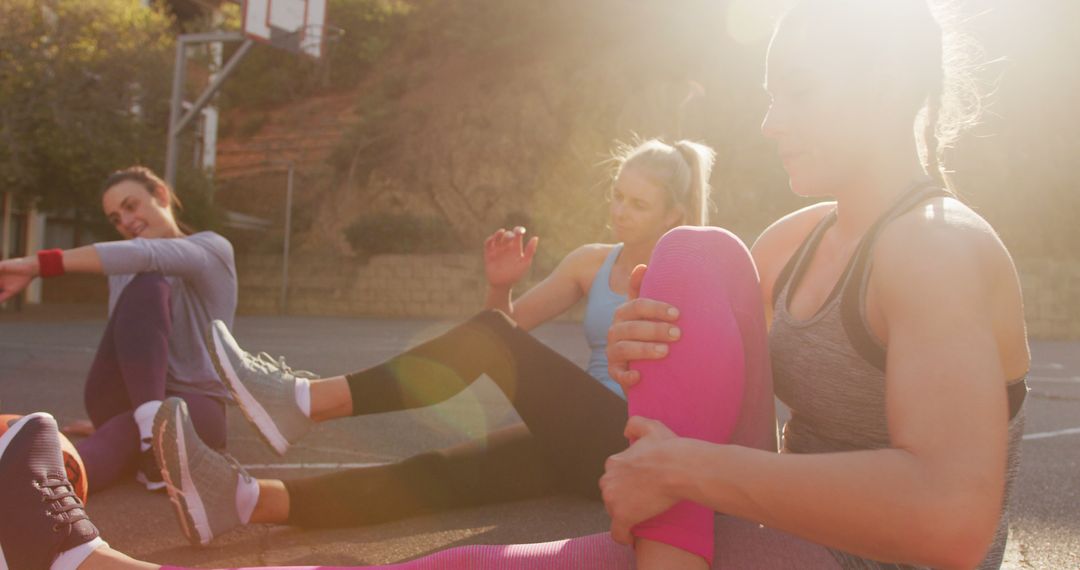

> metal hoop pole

[{"left": 164, "top": 32, "right": 248, "bottom": 191}]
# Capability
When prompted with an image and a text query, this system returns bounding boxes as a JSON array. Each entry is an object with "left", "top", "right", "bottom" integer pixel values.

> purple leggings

[{"left": 76, "top": 272, "right": 226, "bottom": 493}]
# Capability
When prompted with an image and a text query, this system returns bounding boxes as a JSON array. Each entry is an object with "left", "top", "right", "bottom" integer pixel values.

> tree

[{"left": 0, "top": 0, "right": 201, "bottom": 221}]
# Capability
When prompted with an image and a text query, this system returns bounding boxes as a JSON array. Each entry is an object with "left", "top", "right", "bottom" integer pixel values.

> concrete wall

[
  {"left": 238, "top": 253, "right": 1080, "bottom": 339},
  {"left": 24, "top": 250, "right": 1079, "bottom": 340},
  {"left": 1016, "top": 258, "right": 1080, "bottom": 340},
  {"left": 239, "top": 253, "right": 490, "bottom": 319}
]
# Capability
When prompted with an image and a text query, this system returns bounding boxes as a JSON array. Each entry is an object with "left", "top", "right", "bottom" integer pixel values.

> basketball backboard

[{"left": 243, "top": 0, "right": 327, "bottom": 59}]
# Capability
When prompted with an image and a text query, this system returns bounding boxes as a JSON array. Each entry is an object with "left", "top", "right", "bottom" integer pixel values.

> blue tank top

[{"left": 583, "top": 244, "right": 628, "bottom": 397}]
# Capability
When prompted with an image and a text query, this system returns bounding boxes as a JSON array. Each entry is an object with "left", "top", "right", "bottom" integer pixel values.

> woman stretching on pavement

[
  {"left": 151, "top": 137, "right": 776, "bottom": 556},
  {"left": 0, "top": 166, "right": 235, "bottom": 494},
  {"left": 2, "top": 220, "right": 767, "bottom": 569}
]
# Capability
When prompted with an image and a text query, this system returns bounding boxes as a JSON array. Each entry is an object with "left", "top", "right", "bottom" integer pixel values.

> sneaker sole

[
  {"left": 208, "top": 326, "right": 290, "bottom": 456},
  {"left": 0, "top": 413, "right": 48, "bottom": 461},
  {"left": 154, "top": 404, "right": 212, "bottom": 546}
]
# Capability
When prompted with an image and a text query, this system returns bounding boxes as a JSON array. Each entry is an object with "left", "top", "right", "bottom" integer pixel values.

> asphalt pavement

[{"left": 0, "top": 311, "right": 1076, "bottom": 568}]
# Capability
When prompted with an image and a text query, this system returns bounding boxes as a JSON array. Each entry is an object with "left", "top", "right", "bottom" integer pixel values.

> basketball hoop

[
  {"left": 243, "top": 0, "right": 339, "bottom": 59},
  {"left": 164, "top": 0, "right": 343, "bottom": 189}
]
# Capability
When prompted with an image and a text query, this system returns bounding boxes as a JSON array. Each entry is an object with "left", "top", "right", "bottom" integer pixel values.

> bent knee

[
  {"left": 115, "top": 272, "right": 171, "bottom": 313},
  {"left": 658, "top": 225, "right": 747, "bottom": 253},
  {"left": 125, "top": 272, "right": 170, "bottom": 295}
]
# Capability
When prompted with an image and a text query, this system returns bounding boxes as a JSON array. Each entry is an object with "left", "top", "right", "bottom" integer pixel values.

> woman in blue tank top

[{"left": 119, "top": 138, "right": 747, "bottom": 545}]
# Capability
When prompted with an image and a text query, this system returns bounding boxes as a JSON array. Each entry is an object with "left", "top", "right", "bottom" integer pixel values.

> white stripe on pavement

[
  {"left": 1027, "top": 375, "right": 1080, "bottom": 384},
  {"left": 245, "top": 426, "right": 1080, "bottom": 465},
  {"left": 1023, "top": 427, "right": 1080, "bottom": 441},
  {"left": 241, "top": 462, "right": 389, "bottom": 470}
]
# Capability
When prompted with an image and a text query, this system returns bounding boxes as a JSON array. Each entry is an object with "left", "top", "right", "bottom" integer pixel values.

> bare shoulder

[
  {"left": 871, "top": 196, "right": 1024, "bottom": 338},
  {"left": 563, "top": 243, "right": 617, "bottom": 268},
  {"left": 751, "top": 201, "right": 836, "bottom": 298},
  {"left": 558, "top": 243, "right": 619, "bottom": 286},
  {"left": 874, "top": 196, "right": 1013, "bottom": 281}
]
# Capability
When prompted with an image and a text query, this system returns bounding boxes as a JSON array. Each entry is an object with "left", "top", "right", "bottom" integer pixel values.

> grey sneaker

[
  {"left": 207, "top": 319, "right": 315, "bottom": 455},
  {"left": 153, "top": 397, "right": 250, "bottom": 546}
]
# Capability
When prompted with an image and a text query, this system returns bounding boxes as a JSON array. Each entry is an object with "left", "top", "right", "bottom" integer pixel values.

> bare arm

[
  {"left": 502, "top": 246, "right": 599, "bottom": 331},
  {"left": 0, "top": 246, "right": 104, "bottom": 302},
  {"left": 60, "top": 245, "right": 106, "bottom": 273},
  {"left": 481, "top": 225, "right": 607, "bottom": 330},
  {"left": 605, "top": 223, "right": 1011, "bottom": 569}
]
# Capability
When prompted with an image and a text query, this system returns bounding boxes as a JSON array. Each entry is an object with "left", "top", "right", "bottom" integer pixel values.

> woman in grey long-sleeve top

[{"left": 0, "top": 166, "right": 236, "bottom": 494}]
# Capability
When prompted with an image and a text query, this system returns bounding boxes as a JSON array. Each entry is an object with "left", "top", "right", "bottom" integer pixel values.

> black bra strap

[
  {"left": 839, "top": 183, "right": 953, "bottom": 371},
  {"left": 771, "top": 210, "right": 837, "bottom": 310}
]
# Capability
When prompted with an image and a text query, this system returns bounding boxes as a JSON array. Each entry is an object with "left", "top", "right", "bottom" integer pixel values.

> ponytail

[
  {"left": 922, "top": 84, "right": 949, "bottom": 190},
  {"left": 673, "top": 140, "right": 716, "bottom": 226}
]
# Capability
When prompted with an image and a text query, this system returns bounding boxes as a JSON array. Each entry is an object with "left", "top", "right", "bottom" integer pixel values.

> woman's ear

[{"left": 152, "top": 184, "right": 171, "bottom": 209}]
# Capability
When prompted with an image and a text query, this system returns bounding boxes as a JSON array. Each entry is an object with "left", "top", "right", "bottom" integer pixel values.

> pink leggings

[
  {"left": 158, "top": 521, "right": 841, "bottom": 570},
  {"left": 161, "top": 228, "right": 819, "bottom": 569}
]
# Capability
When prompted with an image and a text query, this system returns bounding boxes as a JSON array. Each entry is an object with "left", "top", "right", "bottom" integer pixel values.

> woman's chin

[{"left": 787, "top": 176, "right": 829, "bottom": 199}]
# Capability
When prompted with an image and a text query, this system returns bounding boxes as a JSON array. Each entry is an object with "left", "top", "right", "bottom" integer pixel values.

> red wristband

[{"left": 37, "top": 249, "right": 65, "bottom": 278}]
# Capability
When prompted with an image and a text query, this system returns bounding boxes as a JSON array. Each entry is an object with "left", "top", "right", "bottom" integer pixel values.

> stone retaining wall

[
  {"left": 239, "top": 253, "right": 486, "bottom": 318},
  {"left": 232, "top": 254, "right": 1080, "bottom": 339},
  {"left": 1016, "top": 258, "right": 1080, "bottom": 339}
]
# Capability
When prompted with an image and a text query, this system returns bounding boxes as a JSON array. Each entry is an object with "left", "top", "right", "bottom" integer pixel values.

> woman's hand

[
  {"left": 606, "top": 264, "right": 681, "bottom": 392},
  {"left": 0, "top": 256, "right": 38, "bottom": 303},
  {"left": 483, "top": 226, "right": 539, "bottom": 290},
  {"left": 601, "top": 416, "right": 684, "bottom": 544}
]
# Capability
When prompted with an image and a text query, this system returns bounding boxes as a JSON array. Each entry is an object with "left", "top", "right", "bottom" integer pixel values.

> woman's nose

[{"left": 760, "top": 104, "right": 785, "bottom": 140}]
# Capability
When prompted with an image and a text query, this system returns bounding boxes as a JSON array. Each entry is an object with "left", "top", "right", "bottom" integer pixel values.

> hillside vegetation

[{"left": 214, "top": 0, "right": 1080, "bottom": 267}]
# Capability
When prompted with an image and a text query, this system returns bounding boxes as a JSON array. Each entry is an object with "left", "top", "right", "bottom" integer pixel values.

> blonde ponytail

[{"left": 673, "top": 140, "right": 716, "bottom": 226}]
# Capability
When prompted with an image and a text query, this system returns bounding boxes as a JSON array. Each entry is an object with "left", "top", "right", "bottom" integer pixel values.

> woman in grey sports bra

[{"left": 604, "top": 1, "right": 1028, "bottom": 569}]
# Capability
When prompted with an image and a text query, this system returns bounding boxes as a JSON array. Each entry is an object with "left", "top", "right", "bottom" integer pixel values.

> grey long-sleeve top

[{"left": 94, "top": 231, "right": 237, "bottom": 399}]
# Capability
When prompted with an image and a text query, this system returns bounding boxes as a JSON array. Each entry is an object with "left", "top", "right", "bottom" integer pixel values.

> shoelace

[
  {"left": 250, "top": 352, "right": 317, "bottom": 380},
  {"left": 222, "top": 452, "right": 254, "bottom": 484},
  {"left": 41, "top": 478, "right": 89, "bottom": 530}
]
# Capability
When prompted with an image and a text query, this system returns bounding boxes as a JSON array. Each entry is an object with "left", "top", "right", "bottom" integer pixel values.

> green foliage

[
  {"left": 218, "top": 0, "right": 413, "bottom": 111},
  {"left": 0, "top": 0, "right": 216, "bottom": 228},
  {"left": 430, "top": 0, "right": 553, "bottom": 54},
  {"left": 329, "top": 91, "right": 395, "bottom": 177},
  {"left": 344, "top": 214, "right": 463, "bottom": 258},
  {"left": 173, "top": 167, "right": 223, "bottom": 232}
]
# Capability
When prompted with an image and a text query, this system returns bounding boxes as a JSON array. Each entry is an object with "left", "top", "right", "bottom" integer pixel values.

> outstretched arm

[{"left": 0, "top": 246, "right": 104, "bottom": 302}]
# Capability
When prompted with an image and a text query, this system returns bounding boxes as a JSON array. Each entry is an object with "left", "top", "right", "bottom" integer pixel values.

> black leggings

[{"left": 283, "top": 310, "right": 628, "bottom": 528}]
